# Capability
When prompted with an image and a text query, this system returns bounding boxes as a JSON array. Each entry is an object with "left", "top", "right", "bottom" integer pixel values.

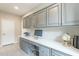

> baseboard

[{"left": 0, "top": 42, "right": 18, "bottom": 47}]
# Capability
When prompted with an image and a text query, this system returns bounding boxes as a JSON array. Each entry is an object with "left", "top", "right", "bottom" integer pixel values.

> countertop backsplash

[
  {"left": 22, "top": 26, "right": 79, "bottom": 44},
  {"left": 42, "top": 31, "right": 63, "bottom": 41},
  {"left": 22, "top": 28, "right": 34, "bottom": 36}
]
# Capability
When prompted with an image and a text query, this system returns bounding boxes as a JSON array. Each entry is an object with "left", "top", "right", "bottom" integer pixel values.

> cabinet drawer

[{"left": 52, "top": 49, "right": 71, "bottom": 56}]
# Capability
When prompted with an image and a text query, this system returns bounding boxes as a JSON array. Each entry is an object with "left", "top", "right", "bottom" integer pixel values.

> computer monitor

[{"left": 34, "top": 30, "right": 43, "bottom": 37}]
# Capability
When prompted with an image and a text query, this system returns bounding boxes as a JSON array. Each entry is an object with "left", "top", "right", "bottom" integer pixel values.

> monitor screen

[{"left": 34, "top": 30, "right": 43, "bottom": 37}]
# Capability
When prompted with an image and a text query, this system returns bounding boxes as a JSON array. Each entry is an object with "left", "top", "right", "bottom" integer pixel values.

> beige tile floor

[{"left": 0, "top": 43, "right": 28, "bottom": 56}]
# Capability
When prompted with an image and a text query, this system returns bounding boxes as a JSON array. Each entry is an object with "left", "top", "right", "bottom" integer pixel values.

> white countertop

[{"left": 21, "top": 35, "right": 79, "bottom": 56}]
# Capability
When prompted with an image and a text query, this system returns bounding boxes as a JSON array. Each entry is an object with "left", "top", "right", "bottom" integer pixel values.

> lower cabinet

[
  {"left": 20, "top": 38, "right": 71, "bottom": 56},
  {"left": 20, "top": 38, "right": 35, "bottom": 56},
  {"left": 52, "top": 49, "right": 71, "bottom": 56},
  {"left": 39, "top": 45, "right": 51, "bottom": 56},
  {"left": 20, "top": 38, "right": 51, "bottom": 56}
]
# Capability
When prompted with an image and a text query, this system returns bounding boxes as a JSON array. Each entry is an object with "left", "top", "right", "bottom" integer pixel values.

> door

[
  {"left": 62, "top": 3, "right": 79, "bottom": 25},
  {"left": 47, "top": 4, "right": 61, "bottom": 26},
  {"left": 36, "top": 9, "right": 47, "bottom": 28},
  {"left": 1, "top": 19, "right": 15, "bottom": 45}
]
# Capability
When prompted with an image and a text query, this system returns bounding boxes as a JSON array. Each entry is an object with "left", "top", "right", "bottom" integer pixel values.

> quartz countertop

[{"left": 21, "top": 35, "right": 79, "bottom": 56}]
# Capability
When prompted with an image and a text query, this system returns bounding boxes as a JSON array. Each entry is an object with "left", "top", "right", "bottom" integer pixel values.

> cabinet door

[
  {"left": 23, "top": 18, "right": 26, "bottom": 28},
  {"left": 36, "top": 9, "right": 47, "bottom": 28},
  {"left": 31, "top": 14, "right": 37, "bottom": 28},
  {"left": 20, "top": 38, "right": 29, "bottom": 53},
  {"left": 62, "top": 3, "right": 79, "bottom": 25},
  {"left": 47, "top": 4, "right": 61, "bottom": 26},
  {"left": 23, "top": 16, "right": 31, "bottom": 28},
  {"left": 20, "top": 38, "right": 35, "bottom": 56},
  {"left": 39, "top": 45, "right": 51, "bottom": 56}
]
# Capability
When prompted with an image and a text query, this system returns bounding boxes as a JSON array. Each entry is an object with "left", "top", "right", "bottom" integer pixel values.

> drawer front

[{"left": 52, "top": 49, "right": 71, "bottom": 56}]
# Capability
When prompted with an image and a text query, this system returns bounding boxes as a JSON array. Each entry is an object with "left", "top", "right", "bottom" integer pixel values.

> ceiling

[{"left": 0, "top": 3, "right": 42, "bottom": 16}]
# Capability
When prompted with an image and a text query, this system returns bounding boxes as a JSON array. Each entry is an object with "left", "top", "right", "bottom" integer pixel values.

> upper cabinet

[
  {"left": 35, "top": 9, "right": 47, "bottom": 28},
  {"left": 23, "top": 3, "right": 62, "bottom": 28},
  {"left": 62, "top": 3, "right": 79, "bottom": 25},
  {"left": 23, "top": 16, "right": 31, "bottom": 28},
  {"left": 23, "top": 3, "right": 79, "bottom": 28},
  {"left": 31, "top": 14, "right": 37, "bottom": 28},
  {"left": 47, "top": 4, "right": 62, "bottom": 26}
]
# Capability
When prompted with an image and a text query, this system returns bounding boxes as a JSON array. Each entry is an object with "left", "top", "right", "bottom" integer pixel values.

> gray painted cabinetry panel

[
  {"left": 20, "top": 38, "right": 35, "bottom": 56},
  {"left": 23, "top": 3, "right": 79, "bottom": 28},
  {"left": 36, "top": 9, "right": 47, "bottom": 28},
  {"left": 23, "top": 4, "right": 62, "bottom": 28},
  {"left": 20, "top": 38, "right": 51, "bottom": 56},
  {"left": 39, "top": 45, "right": 51, "bottom": 56},
  {"left": 47, "top": 4, "right": 61, "bottom": 26},
  {"left": 20, "top": 37, "right": 71, "bottom": 56},
  {"left": 52, "top": 49, "right": 71, "bottom": 56},
  {"left": 23, "top": 16, "right": 31, "bottom": 28},
  {"left": 62, "top": 3, "right": 79, "bottom": 25},
  {"left": 31, "top": 14, "right": 37, "bottom": 28}
]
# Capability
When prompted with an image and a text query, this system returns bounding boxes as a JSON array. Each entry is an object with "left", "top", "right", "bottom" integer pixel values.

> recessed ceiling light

[{"left": 14, "top": 6, "right": 19, "bottom": 10}]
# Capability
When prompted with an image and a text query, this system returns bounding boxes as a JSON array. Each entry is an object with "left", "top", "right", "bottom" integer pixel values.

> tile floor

[{"left": 0, "top": 43, "right": 28, "bottom": 56}]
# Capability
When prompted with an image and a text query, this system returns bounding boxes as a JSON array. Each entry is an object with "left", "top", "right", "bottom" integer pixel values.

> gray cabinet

[
  {"left": 39, "top": 45, "right": 51, "bottom": 56},
  {"left": 36, "top": 9, "right": 47, "bottom": 28},
  {"left": 31, "top": 14, "right": 37, "bottom": 28},
  {"left": 23, "top": 4, "right": 62, "bottom": 28},
  {"left": 23, "top": 18, "right": 26, "bottom": 28},
  {"left": 47, "top": 4, "right": 61, "bottom": 26},
  {"left": 20, "top": 37, "right": 71, "bottom": 56},
  {"left": 20, "top": 38, "right": 51, "bottom": 56},
  {"left": 62, "top": 3, "right": 79, "bottom": 25},
  {"left": 20, "top": 38, "right": 35, "bottom": 56},
  {"left": 52, "top": 49, "right": 71, "bottom": 56},
  {"left": 23, "top": 16, "right": 31, "bottom": 28}
]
